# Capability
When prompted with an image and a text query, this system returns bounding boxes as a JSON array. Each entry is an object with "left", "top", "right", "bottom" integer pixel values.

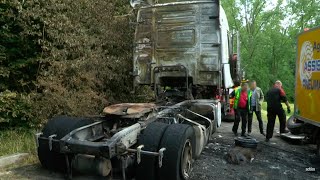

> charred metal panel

[
  {"left": 133, "top": 9, "right": 153, "bottom": 84},
  {"left": 198, "top": 3, "right": 220, "bottom": 85},
  {"left": 134, "top": 1, "right": 221, "bottom": 86},
  {"left": 103, "top": 103, "right": 156, "bottom": 118}
]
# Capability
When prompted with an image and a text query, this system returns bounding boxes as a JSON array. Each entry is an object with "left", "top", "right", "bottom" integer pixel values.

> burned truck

[{"left": 36, "top": 0, "right": 241, "bottom": 179}]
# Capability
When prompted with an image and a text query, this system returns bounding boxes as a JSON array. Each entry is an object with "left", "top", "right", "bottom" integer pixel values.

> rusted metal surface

[
  {"left": 133, "top": 1, "right": 221, "bottom": 86},
  {"left": 103, "top": 103, "right": 156, "bottom": 118}
]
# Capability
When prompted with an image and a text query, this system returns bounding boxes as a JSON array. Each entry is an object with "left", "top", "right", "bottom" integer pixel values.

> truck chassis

[{"left": 36, "top": 99, "right": 220, "bottom": 179}]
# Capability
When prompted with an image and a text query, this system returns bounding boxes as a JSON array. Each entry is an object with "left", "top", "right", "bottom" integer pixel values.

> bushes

[
  {"left": 0, "top": 0, "right": 151, "bottom": 127},
  {"left": 0, "top": 0, "right": 42, "bottom": 92},
  {"left": 0, "top": 91, "right": 37, "bottom": 128},
  {"left": 32, "top": 0, "right": 138, "bottom": 124}
]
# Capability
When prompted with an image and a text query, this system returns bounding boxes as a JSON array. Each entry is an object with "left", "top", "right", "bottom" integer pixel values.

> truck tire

[
  {"left": 136, "top": 122, "right": 169, "bottom": 180},
  {"left": 38, "top": 116, "right": 94, "bottom": 172},
  {"left": 234, "top": 137, "right": 258, "bottom": 149},
  {"left": 159, "top": 124, "right": 195, "bottom": 180},
  {"left": 287, "top": 116, "right": 304, "bottom": 135}
]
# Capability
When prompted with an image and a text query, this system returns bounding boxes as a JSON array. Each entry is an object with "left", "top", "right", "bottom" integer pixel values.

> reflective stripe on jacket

[{"left": 233, "top": 88, "right": 252, "bottom": 110}]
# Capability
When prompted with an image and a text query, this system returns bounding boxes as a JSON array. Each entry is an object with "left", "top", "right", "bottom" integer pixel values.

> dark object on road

[
  {"left": 226, "top": 146, "right": 256, "bottom": 165},
  {"left": 234, "top": 136, "right": 258, "bottom": 149}
]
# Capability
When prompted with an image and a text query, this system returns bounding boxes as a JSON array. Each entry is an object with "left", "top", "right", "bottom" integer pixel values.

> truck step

[{"left": 280, "top": 132, "right": 305, "bottom": 140}]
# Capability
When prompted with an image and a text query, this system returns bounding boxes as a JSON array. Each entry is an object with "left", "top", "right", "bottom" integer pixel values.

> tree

[
  {"left": 221, "top": 0, "right": 306, "bottom": 101},
  {"left": 0, "top": 1, "right": 42, "bottom": 92}
]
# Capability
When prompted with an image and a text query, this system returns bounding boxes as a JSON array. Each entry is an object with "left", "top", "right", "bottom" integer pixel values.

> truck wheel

[
  {"left": 136, "top": 122, "right": 169, "bottom": 180},
  {"left": 38, "top": 116, "right": 94, "bottom": 172},
  {"left": 287, "top": 116, "right": 304, "bottom": 135},
  {"left": 159, "top": 124, "right": 195, "bottom": 180},
  {"left": 234, "top": 137, "right": 258, "bottom": 149}
]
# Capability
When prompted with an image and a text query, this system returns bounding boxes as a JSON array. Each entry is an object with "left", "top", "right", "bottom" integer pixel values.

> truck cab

[{"left": 132, "top": 0, "right": 240, "bottom": 102}]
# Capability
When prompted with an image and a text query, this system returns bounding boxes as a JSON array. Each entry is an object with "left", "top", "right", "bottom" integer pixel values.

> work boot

[
  {"left": 233, "top": 131, "right": 238, "bottom": 136},
  {"left": 241, "top": 133, "right": 247, "bottom": 137},
  {"left": 261, "top": 132, "right": 266, "bottom": 136},
  {"left": 265, "top": 138, "right": 270, "bottom": 142},
  {"left": 280, "top": 129, "right": 289, "bottom": 134}
]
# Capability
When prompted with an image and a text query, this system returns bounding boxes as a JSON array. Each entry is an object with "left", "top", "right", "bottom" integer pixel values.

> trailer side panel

[{"left": 295, "top": 27, "right": 320, "bottom": 127}]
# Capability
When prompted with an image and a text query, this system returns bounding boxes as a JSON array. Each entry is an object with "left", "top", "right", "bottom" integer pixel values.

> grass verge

[
  {"left": 261, "top": 102, "right": 294, "bottom": 123},
  {"left": 0, "top": 129, "right": 38, "bottom": 166}
]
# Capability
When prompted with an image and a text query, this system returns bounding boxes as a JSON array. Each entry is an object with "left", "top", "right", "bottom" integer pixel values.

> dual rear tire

[
  {"left": 136, "top": 123, "right": 195, "bottom": 180},
  {"left": 38, "top": 116, "right": 94, "bottom": 172}
]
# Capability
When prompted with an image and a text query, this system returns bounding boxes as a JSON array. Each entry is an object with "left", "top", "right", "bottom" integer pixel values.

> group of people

[{"left": 230, "top": 80, "right": 291, "bottom": 142}]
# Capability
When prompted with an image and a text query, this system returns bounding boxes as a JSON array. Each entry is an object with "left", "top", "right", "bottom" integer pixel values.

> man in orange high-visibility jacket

[{"left": 230, "top": 83, "right": 252, "bottom": 137}]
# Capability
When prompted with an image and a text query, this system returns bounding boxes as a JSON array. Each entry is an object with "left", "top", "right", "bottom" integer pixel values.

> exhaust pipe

[
  {"left": 236, "top": 31, "right": 241, "bottom": 79},
  {"left": 72, "top": 154, "right": 112, "bottom": 177}
]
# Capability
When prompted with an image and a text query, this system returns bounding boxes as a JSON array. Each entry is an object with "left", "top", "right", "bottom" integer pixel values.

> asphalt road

[{"left": 190, "top": 121, "right": 320, "bottom": 180}]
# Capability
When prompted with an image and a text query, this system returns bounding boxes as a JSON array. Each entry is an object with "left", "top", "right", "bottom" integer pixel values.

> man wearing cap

[
  {"left": 230, "top": 83, "right": 252, "bottom": 137},
  {"left": 265, "top": 80, "right": 291, "bottom": 142}
]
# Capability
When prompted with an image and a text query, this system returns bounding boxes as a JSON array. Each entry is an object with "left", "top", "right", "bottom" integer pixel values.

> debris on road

[{"left": 226, "top": 146, "right": 256, "bottom": 164}]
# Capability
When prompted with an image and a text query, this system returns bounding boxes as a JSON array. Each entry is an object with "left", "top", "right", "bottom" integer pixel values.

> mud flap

[
  {"left": 193, "top": 126, "right": 205, "bottom": 159},
  {"left": 215, "top": 102, "right": 222, "bottom": 127}
]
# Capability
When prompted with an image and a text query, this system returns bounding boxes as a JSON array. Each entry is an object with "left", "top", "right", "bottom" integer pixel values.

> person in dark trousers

[
  {"left": 230, "top": 83, "right": 252, "bottom": 137},
  {"left": 266, "top": 80, "right": 291, "bottom": 142},
  {"left": 248, "top": 80, "right": 265, "bottom": 136}
]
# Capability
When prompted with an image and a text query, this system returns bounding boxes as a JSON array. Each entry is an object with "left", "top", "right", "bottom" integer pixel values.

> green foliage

[
  {"left": 31, "top": 0, "right": 135, "bottom": 122},
  {"left": 0, "top": 0, "right": 42, "bottom": 92},
  {"left": 0, "top": 90, "right": 36, "bottom": 127},
  {"left": 221, "top": 0, "right": 320, "bottom": 101},
  {"left": 0, "top": 0, "right": 150, "bottom": 127}
]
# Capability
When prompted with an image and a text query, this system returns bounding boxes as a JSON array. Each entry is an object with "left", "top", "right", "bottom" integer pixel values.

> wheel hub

[{"left": 181, "top": 140, "right": 192, "bottom": 179}]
